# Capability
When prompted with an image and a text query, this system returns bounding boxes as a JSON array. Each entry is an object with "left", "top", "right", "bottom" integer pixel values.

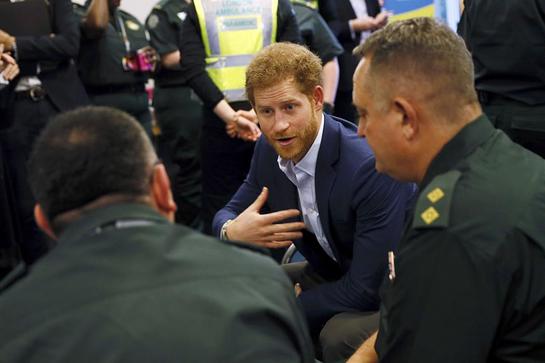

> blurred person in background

[
  {"left": 458, "top": 0, "right": 545, "bottom": 158},
  {"left": 0, "top": 0, "right": 89, "bottom": 274},
  {"left": 0, "top": 44, "right": 20, "bottom": 279},
  {"left": 333, "top": 0, "right": 389, "bottom": 124},
  {"left": 75, "top": 0, "right": 157, "bottom": 137},
  {"left": 146, "top": 0, "right": 203, "bottom": 230},
  {"left": 290, "top": 0, "right": 343, "bottom": 115}
]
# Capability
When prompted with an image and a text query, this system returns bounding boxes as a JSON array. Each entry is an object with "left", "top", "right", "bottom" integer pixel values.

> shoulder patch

[
  {"left": 412, "top": 170, "right": 462, "bottom": 229},
  {"left": 147, "top": 13, "right": 160, "bottom": 29},
  {"left": 177, "top": 11, "right": 187, "bottom": 22},
  {"left": 125, "top": 19, "right": 141, "bottom": 31}
]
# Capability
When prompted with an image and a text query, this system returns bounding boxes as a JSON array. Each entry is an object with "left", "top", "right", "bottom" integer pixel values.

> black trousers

[
  {"left": 283, "top": 262, "right": 380, "bottom": 363},
  {"left": 0, "top": 95, "right": 57, "bottom": 271},
  {"left": 0, "top": 144, "right": 23, "bottom": 279},
  {"left": 481, "top": 94, "right": 545, "bottom": 159},
  {"left": 200, "top": 101, "right": 255, "bottom": 235},
  {"left": 154, "top": 86, "right": 203, "bottom": 230}
]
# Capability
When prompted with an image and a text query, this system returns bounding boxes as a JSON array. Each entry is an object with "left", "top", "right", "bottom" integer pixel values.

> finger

[
  {"left": 1, "top": 53, "right": 15, "bottom": 64},
  {"left": 267, "top": 222, "right": 306, "bottom": 234},
  {"left": 255, "top": 240, "right": 293, "bottom": 249},
  {"left": 248, "top": 186, "right": 269, "bottom": 212},
  {"left": 250, "top": 124, "right": 261, "bottom": 136},
  {"left": 4, "top": 64, "right": 18, "bottom": 80},
  {"left": 236, "top": 109, "right": 249, "bottom": 117},
  {"left": 262, "top": 231, "right": 303, "bottom": 242},
  {"left": 262, "top": 208, "right": 301, "bottom": 224}
]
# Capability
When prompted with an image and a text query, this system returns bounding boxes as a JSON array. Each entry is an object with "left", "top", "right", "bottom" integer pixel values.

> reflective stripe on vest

[
  {"left": 194, "top": 0, "right": 278, "bottom": 102},
  {"left": 291, "top": 0, "right": 318, "bottom": 10}
]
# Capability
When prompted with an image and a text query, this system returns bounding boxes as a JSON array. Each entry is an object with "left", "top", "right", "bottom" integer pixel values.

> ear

[
  {"left": 393, "top": 97, "right": 418, "bottom": 141},
  {"left": 312, "top": 85, "right": 324, "bottom": 111},
  {"left": 34, "top": 204, "right": 57, "bottom": 240},
  {"left": 150, "top": 163, "right": 177, "bottom": 222}
]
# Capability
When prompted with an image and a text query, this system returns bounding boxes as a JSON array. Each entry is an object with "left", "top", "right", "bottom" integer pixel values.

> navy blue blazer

[{"left": 213, "top": 114, "right": 415, "bottom": 332}]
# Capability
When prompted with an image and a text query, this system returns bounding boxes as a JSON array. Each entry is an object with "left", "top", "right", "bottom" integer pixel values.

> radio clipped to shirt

[{"left": 122, "top": 47, "right": 155, "bottom": 73}]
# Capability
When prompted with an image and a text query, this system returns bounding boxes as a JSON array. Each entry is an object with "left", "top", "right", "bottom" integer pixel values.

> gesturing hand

[{"left": 227, "top": 187, "right": 306, "bottom": 248}]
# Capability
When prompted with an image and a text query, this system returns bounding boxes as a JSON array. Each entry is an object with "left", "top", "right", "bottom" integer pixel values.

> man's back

[
  {"left": 458, "top": 0, "right": 545, "bottom": 105},
  {"left": 0, "top": 203, "right": 314, "bottom": 363}
]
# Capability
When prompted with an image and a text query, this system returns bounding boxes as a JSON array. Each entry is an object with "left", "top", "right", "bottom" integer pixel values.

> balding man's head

[
  {"left": 354, "top": 17, "right": 478, "bottom": 121},
  {"left": 28, "top": 106, "right": 167, "bottom": 232},
  {"left": 352, "top": 18, "right": 482, "bottom": 183}
]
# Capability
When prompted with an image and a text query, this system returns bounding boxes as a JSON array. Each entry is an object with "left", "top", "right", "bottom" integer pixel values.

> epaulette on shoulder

[
  {"left": 153, "top": 0, "right": 170, "bottom": 10},
  {"left": 412, "top": 170, "right": 462, "bottom": 229},
  {"left": 222, "top": 239, "right": 271, "bottom": 257},
  {"left": 119, "top": 9, "right": 140, "bottom": 22}
]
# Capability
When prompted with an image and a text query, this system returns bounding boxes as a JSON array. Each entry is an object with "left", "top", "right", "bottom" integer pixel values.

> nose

[{"left": 273, "top": 113, "right": 290, "bottom": 134}]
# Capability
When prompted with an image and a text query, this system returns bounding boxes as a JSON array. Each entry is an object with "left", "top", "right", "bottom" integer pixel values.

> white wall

[{"left": 72, "top": 0, "right": 158, "bottom": 23}]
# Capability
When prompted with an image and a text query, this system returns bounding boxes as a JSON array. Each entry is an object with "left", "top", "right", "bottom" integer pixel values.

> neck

[
  {"left": 51, "top": 194, "right": 152, "bottom": 233},
  {"left": 414, "top": 102, "right": 482, "bottom": 184}
]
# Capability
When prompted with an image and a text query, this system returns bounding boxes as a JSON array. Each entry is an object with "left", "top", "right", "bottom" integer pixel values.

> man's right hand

[
  {"left": 226, "top": 187, "right": 306, "bottom": 248},
  {"left": 0, "top": 44, "right": 19, "bottom": 81},
  {"left": 0, "top": 30, "right": 15, "bottom": 52},
  {"left": 373, "top": 11, "right": 390, "bottom": 29}
]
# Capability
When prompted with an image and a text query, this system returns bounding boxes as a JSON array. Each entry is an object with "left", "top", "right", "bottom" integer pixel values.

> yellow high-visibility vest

[
  {"left": 291, "top": 0, "right": 318, "bottom": 10},
  {"left": 194, "top": 0, "right": 278, "bottom": 102}
]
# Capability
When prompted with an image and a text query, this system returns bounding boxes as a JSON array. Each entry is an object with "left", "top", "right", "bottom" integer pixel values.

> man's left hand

[
  {"left": 228, "top": 114, "right": 261, "bottom": 142},
  {"left": 0, "top": 30, "right": 15, "bottom": 51},
  {"left": 0, "top": 45, "right": 19, "bottom": 81}
]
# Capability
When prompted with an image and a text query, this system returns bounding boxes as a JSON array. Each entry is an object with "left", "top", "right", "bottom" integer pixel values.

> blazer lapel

[
  {"left": 315, "top": 115, "right": 341, "bottom": 260},
  {"left": 272, "top": 164, "right": 301, "bottom": 221}
]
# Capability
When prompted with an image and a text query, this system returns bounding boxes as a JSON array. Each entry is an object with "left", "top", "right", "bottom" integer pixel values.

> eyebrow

[{"left": 257, "top": 98, "right": 301, "bottom": 108}]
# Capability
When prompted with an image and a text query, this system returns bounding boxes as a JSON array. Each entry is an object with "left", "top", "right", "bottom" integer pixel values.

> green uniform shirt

[
  {"left": 0, "top": 203, "right": 315, "bottom": 362},
  {"left": 146, "top": 0, "right": 189, "bottom": 87},
  {"left": 76, "top": 5, "right": 150, "bottom": 87},
  {"left": 376, "top": 115, "right": 545, "bottom": 362}
]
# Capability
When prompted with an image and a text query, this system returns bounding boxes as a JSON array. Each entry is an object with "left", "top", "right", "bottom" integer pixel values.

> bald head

[{"left": 28, "top": 106, "right": 157, "bottom": 223}]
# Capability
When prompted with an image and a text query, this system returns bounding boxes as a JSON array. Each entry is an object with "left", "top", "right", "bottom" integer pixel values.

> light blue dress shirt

[{"left": 277, "top": 115, "right": 337, "bottom": 261}]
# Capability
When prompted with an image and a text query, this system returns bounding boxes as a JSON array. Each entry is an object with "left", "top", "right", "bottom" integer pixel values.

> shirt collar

[
  {"left": 420, "top": 114, "right": 495, "bottom": 189},
  {"left": 59, "top": 202, "right": 169, "bottom": 244},
  {"left": 278, "top": 114, "right": 325, "bottom": 177}
]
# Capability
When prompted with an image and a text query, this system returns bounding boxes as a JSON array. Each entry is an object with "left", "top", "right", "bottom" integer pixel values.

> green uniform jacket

[
  {"left": 376, "top": 115, "right": 545, "bottom": 362},
  {"left": 0, "top": 203, "right": 314, "bottom": 362},
  {"left": 146, "top": 0, "right": 189, "bottom": 87},
  {"left": 75, "top": 5, "right": 149, "bottom": 87}
]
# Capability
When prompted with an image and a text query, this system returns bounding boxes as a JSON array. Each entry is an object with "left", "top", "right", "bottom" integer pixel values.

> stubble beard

[{"left": 269, "top": 110, "right": 320, "bottom": 163}]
